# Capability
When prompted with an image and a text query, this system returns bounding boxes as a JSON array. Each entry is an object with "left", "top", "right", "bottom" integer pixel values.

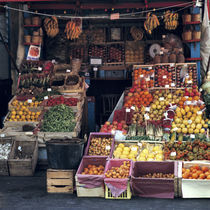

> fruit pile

[
  {"left": 154, "top": 65, "right": 176, "bottom": 87},
  {"left": 164, "top": 140, "right": 210, "bottom": 161},
  {"left": 149, "top": 89, "right": 183, "bottom": 121},
  {"left": 140, "top": 173, "right": 174, "bottom": 178},
  {"left": 105, "top": 161, "right": 131, "bottom": 179},
  {"left": 46, "top": 96, "right": 79, "bottom": 107},
  {"left": 113, "top": 143, "right": 139, "bottom": 161},
  {"left": 81, "top": 164, "right": 105, "bottom": 175},
  {"left": 88, "top": 136, "right": 113, "bottom": 156},
  {"left": 133, "top": 67, "right": 154, "bottom": 89},
  {"left": 182, "top": 165, "right": 210, "bottom": 179},
  {"left": 124, "top": 89, "right": 153, "bottom": 108},
  {"left": 137, "top": 144, "right": 163, "bottom": 161},
  {"left": 11, "top": 97, "right": 42, "bottom": 109},
  {"left": 100, "top": 121, "right": 128, "bottom": 134},
  {"left": 107, "top": 44, "right": 124, "bottom": 63}
]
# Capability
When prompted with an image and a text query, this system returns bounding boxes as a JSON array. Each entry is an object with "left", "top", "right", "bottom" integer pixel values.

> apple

[
  {"left": 105, "top": 121, "right": 111, "bottom": 126},
  {"left": 113, "top": 121, "right": 118, "bottom": 125}
]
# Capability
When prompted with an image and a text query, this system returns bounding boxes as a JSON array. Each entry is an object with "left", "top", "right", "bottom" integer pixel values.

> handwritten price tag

[
  {"left": 173, "top": 127, "right": 178, "bottom": 131},
  {"left": 145, "top": 107, "right": 150, "bottom": 112},
  {"left": 170, "top": 152, "right": 176, "bottom": 157},
  {"left": 159, "top": 97, "right": 164, "bottom": 101},
  {"left": 146, "top": 78, "right": 150, "bottom": 81},
  {"left": 106, "top": 145, "right": 111, "bottom": 150},
  {"left": 197, "top": 111, "right": 202, "bottom": 115},
  {"left": 188, "top": 120, "right": 192, "bottom": 124},
  {"left": 44, "top": 96, "right": 49, "bottom": 100},
  {"left": 66, "top": 69, "right": 71, "bottom": 73},
  {"left": 163, "top": 75, "right": 167, "bottom": 79},
  {"left": 131, "top": 147, "right": 137, "bottom": 152},
  {"left": 140, "top": 74, "right": 144, "bottom": 78},
  {"left": 126, "top": 108, "right": 131, "bottom": 113},
  {"left": 171, "top": 83, "right": 175, "bottom": 87},
  {"left": 47, "top": 88, "right": 52, "bottom": 92},
  {"left": 144, "top": 114, "right": 150, "bottom": 120},
  {"left": 190, "top": 134, "right": 195, "bottom": 139},
  {"left": 131, "top": 106, "right": 135, "bottom": 110},
  {"left": 0, "top": 134, "right": 5, "bottom": 138},
  {"left": 27, "top": 99, "right": 32, "bottom": 103},
  {"left": 165, "top": 85, "right": 169, "bottom": 88}
]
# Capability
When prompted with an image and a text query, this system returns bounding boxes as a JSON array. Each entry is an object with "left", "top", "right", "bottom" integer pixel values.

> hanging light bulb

[
  {"left": 112, "top": 8, "right": 114, "bottom": 11},
  {"left": 64, "top": 10, "right": 66, "bottom": 14}
]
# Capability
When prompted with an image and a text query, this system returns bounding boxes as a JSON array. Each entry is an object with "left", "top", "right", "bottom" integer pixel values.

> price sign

[
  {"left": 190, "top": 134, "right": 195, "bottom": 139},
  {"left": 146, "top": 78, "right": 150, "bottom": 81},
  {"left": 47, "top": 88, "right": 52, "bottom": 92},
  {"left": 90, "top": 58, "right": 102, "bottom": 65},
  {"left": 197, "top": 111, "right": 202, "bottom": 115},
  {"left": 126, "top": 108, "right": 130, "bottom": 112},
  {"left": 93, "top": 67, "right": 98, "bottom": 72},
  {"left": 170, "top": 64, "right": 174, "bottom": 67},
  {"left": 131, "top": 147, "right": 137, "bottom": 152},
  {"left": 44, "top": 96, "right": 49, "bottom": 100},
  {"left": 110, "top": 13, "right": 120, "bottom": 20},
  {"left": 170, "top": 152, "right": 176, "bottom": 157},
  {"left": 38, "top": 67, "right": 42, "bottom": 71},
  {"left": 66, "top": 69, "right": 71, "bottom": 73},
  {"left": 138, "top": 142, "right": 142, "bottom": 147},
  {"left": 173, "top": 127, "right": 178, "bottom": 131},
  {"left": 186, "top": 101, "right": 191, "bottom": 105},
  {"left": 188, "top": 120, "right": 192, "bottom": 124},
  {"left": 148, "top": 67, "right": 152, "bottom": 70},
  {"left": 187, "top": 80, "right": 192, "bottom": 84},
  {"left": 18, "top": 146, "right": 22, "bottom": 151},
  {"left": 171, "top": 83, "right": 175, "bottom": 87},
  {"left": 106, "top": 145, "right": 111, "bottom": 150},
  {"left": 163, "top": 75, "right": 167, "bottom": 79},
  {"left": 165, "top": 85, "right": 169, "bottom": 88},
  {"left": 131, "top": 106, "right": 135, "bottom": 110},
  {"left": 140, "top": 74, "right": 144, "bottom": 78},
  {"left": 185, "top": 96, "right": 189, "bottom": 99},
  {"left": 159, "top": 97, "right": 164, "bottom": 101},
  {"left": 27, "top": 99, "right": 32, "bottom": 103},
  {"left": 145, "top": 107, "right": 150, "bottom": 112},
  {"left": 144, "top": 114, "right": 150, "bottom": 120},
  {"left": 0, "top": 134, "right": 5, "bottom": 138}
]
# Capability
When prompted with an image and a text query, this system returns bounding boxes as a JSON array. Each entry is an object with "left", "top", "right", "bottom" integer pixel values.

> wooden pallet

[{"left": 47, "top": 169, "right": 74, "bottom": 193}]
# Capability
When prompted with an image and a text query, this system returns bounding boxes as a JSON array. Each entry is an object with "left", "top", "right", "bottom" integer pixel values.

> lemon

[
  {"left": 180, "top": 124, "right": 185, "bottom": 129},
  {"left": 124, "top": 147, "right": 130, "bottom": 152},
  {"left": 177, "top": 112, "right": 182, "bottom": 118},
  {"left": 185, "top": 106, "right": 190, "bottom": 112},
  {"left": 188, "top": 128, "right": 194, "bottom": 134},
  {"left": 200, "top": 128, "right": 205, "bottom": 134},
  {"left": 118, "top": 143, "right": 125, "bottom": 149},
  {"left": 142, "top": 149, "right": 149, "bottom": 154},
  {"left": 201, "top": 120, "right": 205, "bottom": 125},
  {"left": 183, "top": 120, "right": 188, "bottom": 125},
  {"left": 204, "top": 124, "right": 208, "bottom": 128},
  {"left": 187, "top": 112, "right": 192, "bottom": 118},
  {"left": 187, "top": 125, "right": 191, "bottom": 129},
  {"left": 196, "top": 124, "right": 202, "bottom": 130},
  {"left": 191, "top": 123, "right": 196, "bottom": 129},
  {"left": 148, "top": 153, "right": 155, "bottom": 158},
  {"left": 139, "top": 153, "right": 146, "bottom": 157},
  {"left": 195, "top": 117, "right": 201, "bottom": 124},
  {"left": 175, "top": 118, "right": 181, "bottom": 124},
  {"left": 137, "top": 157, "right": 146, "bottom": 161},
  {"left": 147, "top": 158, "right": 154, "bottom": 161},
  {"left": 177, "top": 128, "right": 182, "bottom": 133},
  {"left": 155, "top": 154, "right": 163, "bottom": 160},
  {"left": 182, "top": 128, "right": 188, "bottom": 134},
  {"left": 151, "top": 104, "right": 156, "bottom": 109},
  {"left": 194, "top": 129, "right": 199, "bottom": 134},
  {"left": 122, "top": 150, "right": 129, "bottom": 156}
]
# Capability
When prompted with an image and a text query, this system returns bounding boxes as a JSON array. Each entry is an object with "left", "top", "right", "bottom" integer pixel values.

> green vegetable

[
  {"left": 35, "top": 90, "right": 61, "bottom": 101},
  {"left": 42, "top": 104, "right": 76, "bottom": 132}
]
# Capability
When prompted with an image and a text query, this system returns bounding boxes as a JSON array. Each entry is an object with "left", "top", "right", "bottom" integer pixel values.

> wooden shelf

[
  {"left": 24, "top": 43, "right": 41, "bottom": 46},
  {"left": 183, "top": 39, "right": 200, "bottom": 43},
  {"left": 185, "top": 57, "right": 202, "bottom": 61},
  {"left": 91, "top": 78, "right": 129, "bottom": 81},
  {"left": 24, "top": 25, "right": 41, "bottom": 27},
  {"left": 183, "top": 21, "right": 201, "bottom": 25}
]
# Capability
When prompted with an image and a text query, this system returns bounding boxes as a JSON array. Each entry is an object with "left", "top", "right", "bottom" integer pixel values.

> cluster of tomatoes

[{"left": 182, "top": 165, "right": 210, "bottom": 179}]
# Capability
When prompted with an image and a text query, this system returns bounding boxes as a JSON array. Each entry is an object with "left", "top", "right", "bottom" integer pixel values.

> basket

[
  {"left": 192, "top": 31, "right": 201, "bottom": 40},
  {"left": 24, "top": 35, "right": 31, "bottom": 43},
  {"left": 105, "top": 182, "right": 131, "bottom": 199},
  {"left": 182, "top": 14, "right": 191, "bottom": 23},
  {"left": 32, "top": 16, "right": 41, "bottom": 25},
  {"left": 182, "top": 31, "right": 192, "bottom": 41},
  {"left": 71, "top": 59, "right": 82, "bottom": 74},
  {"left": 192, "top": 14, "right": 200, "bottom": 22},
  {"left": 24, "top": 17, "right": 31, "bottom": 25}
]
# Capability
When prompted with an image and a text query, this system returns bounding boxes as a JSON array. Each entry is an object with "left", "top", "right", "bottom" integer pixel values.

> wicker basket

[
  {"left": 182, "top": 31, "right": 192, "bottom": 41},
  {"left": 182, "top": 14, "right": 191, "bottom": 23},
  {"left": 192, "top": 14, "right": 200, "bottom": 22},
  {"left": 70, "top": 59, "right": 82, "bottom": 74},
  {"left": 192, "top": 31, "right": 201, "bottom": 40}
]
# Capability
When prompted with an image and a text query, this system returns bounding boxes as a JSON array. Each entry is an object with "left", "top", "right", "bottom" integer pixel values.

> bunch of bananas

[
  {"left": 65, "top": 21, "right": 82, "bottom": 40},
  {"left": 130, "top": 26, "right": 144, "bottom": 41},
  {"left": 164, "top": 10, "right": 179, "bottom": 30},
  {"left": 44, "top": 16, "right": 59, "bottom": 38},
  {"left": 144, "top": 13, "right": 160, "bottom": 34}
]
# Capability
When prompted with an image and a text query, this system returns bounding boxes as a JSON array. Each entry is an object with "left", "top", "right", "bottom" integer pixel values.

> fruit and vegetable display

[
  {"left": 87, "top": 136, "right": 113, "bottom": 156},
  {"left": 65, "top": 19, "right": 82, "bottom": 40},
  {"left": 41, "top": 104, "right": 76, "bottom": 132},
  {"left": 154, "top": 65, "right": 176, "bottom": 87},
  {"left": 163, "top": 10, "right": 179, "bottom": 30},
  {"left": 144, "top": 12, "right": 160, "bottom": 34},
  {"left": 69, "top": 46, "right": 86, "bottom": 60},
  {"left": 140, "top": 173, "right": 174, "bottom": 179},
  {"left": 100, "top": 121, "right": 128, "bottom": 134},
  {"left": 130, "top": 26, "right": 144, "bottom": 41},
  {"left": 81, "top": 164, "right": 105, "bottom": 175},
  {"left": 46, "top": 96, "right": 79, "bottom": 107},
  {"left": 0, "top": 143, "right": 12, "bottom": 160},
  {"left": 105, "top": 161, "right": 131, "bottom": 179},
  {"left": 164, "top": 139, "right": 210, "bottom": 161},
  {"left": 35, "top": 90, "right": 61, "bottom": 101},
  {"left": 113, "top": 143, "right": 139, "bottom": 161},
  {"left": 137, "top": 143, "right": 164, "bottom": 161},
  {"left": 88, "top": 45, "right": 106, "bottom": 62},
  {"left": 133, "top": 66, "right": 154, "bottom": 88},
  {"left": 44, "top": 16, "right": 59, "bottom": 38},
  {"left": 182, "top": 165, "right": 210, "bottom": 179},
  {"left": 125, "top": 46, "right": 144, "bottom": 63},
  {"left": 107, "top": 44, "right": 124, "bottom": 63}
]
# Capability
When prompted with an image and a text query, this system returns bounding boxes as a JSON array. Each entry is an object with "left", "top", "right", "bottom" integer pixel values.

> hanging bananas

[
  {"left": 164, "top": 10, "right": 179, "bottom": 30},
  {"left": 144, "top": 13, "right": 160, "bottom": 35},
  {"left": 65, "top": 21, "right": 82, "bottom": 40},
  {"left": 44, "top": 16, "right": 59, "bottom": 38}
]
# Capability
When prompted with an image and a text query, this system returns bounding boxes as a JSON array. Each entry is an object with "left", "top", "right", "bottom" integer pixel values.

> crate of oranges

[
  {"left": 75, "top": 156, "right": 107, "bottom": 197},
  {"left": 181, "top": 161, "right": 210, "bottom": 198}
]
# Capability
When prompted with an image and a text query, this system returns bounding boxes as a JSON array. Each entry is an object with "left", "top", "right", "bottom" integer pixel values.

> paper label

[
  {"left": 138, "top": 143, "right": 142, "bottom": 147},
  {"left": 106, "top": 145, "right": 111, "bottom": 150},
  {"left": 25, "top": 132, "right": 33, "bottom": 135},
  {"left": 163, "top": 75, "right": 167, "bottom": 79},
  {"left": 47, "top": 88, "right": 52, "bottom": 92},
  {"left": 162, "top": 35, "right": 166, "bottom": 38},
  {"left": 190, "top": 134, "right": 195, "bottom": 139},
  {"left": 131, "top": 106, "right": 135, "bottom": 110},
  {"left": 185, "top": 96, "right": 189, "bottom": 99},
  {"left": 144, "top": 114, "right": 150, "bottom": 120},
  {"left": 145, "top": 107, "right": 150, "bottom": 112},
  {"left": 188, "top": 120, "right": 192, "bottom": 124},
  {"left": 140, "top": 74, "right": 144, "bottom": 78},
  {"left": 0, "top": 134, "right": 5, "bottom": 138},
  {"left": 160, "top": 51, "right": 163, "bottom": 55},
  {"left": 111, "top": 130, "right": 116, "bottom": 135},
  {"left": 170, "top": 152, "right": 176, "bottom": 156},
  {"left": 38, "top": 67, "right": 42, "bottom": 71},
  {"left": 110, "top": 13, "right": 120, "bottom": 20},
  {"left": 197, "top": 111, "right": 202, "bottom": 115},
  {"left": 199, "top": 88, "right": 203, "bottom": 92},
  {"left": 146, "top": 78, "right": 150, "bottom": 81},
  {"left": 66, "top": 69, "right": 71, "bottom": 73},
  {"left": 171, "top": 83, "right": 175, "bottom": 87},
  {"left": 44, "top": 96, "right": 49, "bottom": 100},
  {"left": 27, "top": 99, "right": 32, "bottom": 103},
  {"left": 148, "top": 67, "right": 152, "bottom": 70},
  {"left": 18, "top": 146, "right": 22, "bottom": 151},
  {"left": 186, "top": 101, "right": 191, "bottom": 105},
  {"left": 173, "top": 127, "right": 178, "bottom": 131},
  {"left": 184, "top": 64, "right": 187, "bottom": 67},
  {"left": 52, "top": 59, "right": 56, "bottom": 64},
  {"left": 126, "top": 108, "right": 130, "bottom": 113},
  {"left": 159, "top": 97, "right": 164, "bottom": 101},
  {"left": 93, "top": 67, "right": 98, "bottom": 71},
  {"left": 187, "top": 80, "right": 192, "bottom": 84},
  {"left": 131, "top": 147, "right": 138, "bottom": 152},
  {"left": 170, "top": 64, "right": 174, "bottom": 67},
  {"left": 165, "top": 85, "right": 169, "bottom": 88}
]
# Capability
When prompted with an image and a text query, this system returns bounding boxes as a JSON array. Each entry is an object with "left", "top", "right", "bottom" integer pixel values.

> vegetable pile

[
  {"left": 47, "top": 96, "right": 78, "bottom": 107},
  {"left": 42, "top": 104, "right": 76, "bottom": 132}
]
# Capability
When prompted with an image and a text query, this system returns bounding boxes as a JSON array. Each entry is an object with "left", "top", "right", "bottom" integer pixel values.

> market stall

[{"left": 0, "top": 0, "right": 209, "bottom": 200}]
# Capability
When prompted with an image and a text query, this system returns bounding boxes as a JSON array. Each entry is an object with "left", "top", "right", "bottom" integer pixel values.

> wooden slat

[
  {"left": 47, "top": 170, "right": 74, "bottom": 179},
  {"left": 47, "top": 178, "right": 73, "bottom": 186},
  {"left": 47, "top": 186, "right": 73, "bottom": 193}
]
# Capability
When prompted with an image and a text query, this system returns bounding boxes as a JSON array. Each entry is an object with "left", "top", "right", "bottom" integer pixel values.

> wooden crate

[
  {"left": 0, "top": 137, "right": 14, "bottom": 176},
  {"left": 8, "top": 140, "right": 38, "bottom": 176},
  {"left": 47, "top": 169, "right": 74, "bottom": 193}
]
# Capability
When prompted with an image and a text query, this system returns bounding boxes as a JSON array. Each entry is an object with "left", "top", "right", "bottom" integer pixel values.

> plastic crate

[{"left": 105, "top": 182, "right": 131, "bottom": 199}]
